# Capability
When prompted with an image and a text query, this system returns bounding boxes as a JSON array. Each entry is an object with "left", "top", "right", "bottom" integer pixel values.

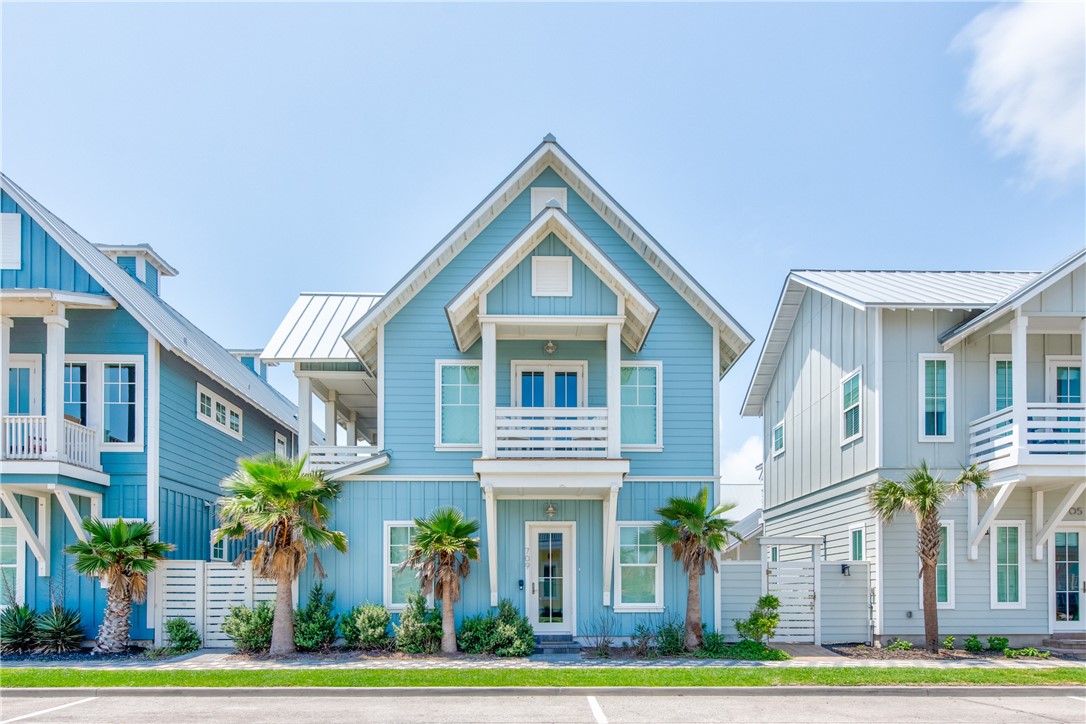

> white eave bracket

[
  {"left": 1032, "top": 483, "right": 1086, "bottom": 560},
  {"left": 0, "top": 488, "right": 50, "bottom": 576},
  {"left": 968, "top": 481, "right": 1018, "bottom": 560}
]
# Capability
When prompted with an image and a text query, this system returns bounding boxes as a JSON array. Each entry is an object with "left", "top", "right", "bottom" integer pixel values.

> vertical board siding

[
  {"left": 819, "top": 561, "right": 872, "bottom": 643},
  {"left": 719, "top": 563, "right": 761, "bottom": 641},
  {"left": 486, "top": 234, "right": 618, "bottom": 316}
]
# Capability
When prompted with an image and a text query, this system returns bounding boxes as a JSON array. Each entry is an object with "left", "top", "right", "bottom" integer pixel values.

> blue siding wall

[
  {"left": 0, "top": 191, "right": 108, "bottom": 294},
  {"left": 145, "top": 265, "right": 159, "bottom": 295},
  {"left": 115, "top": 256, "right": 137, "bottom": 279},
  {"left": 486, "top": 234, "right": 618, "bottom": 316}
]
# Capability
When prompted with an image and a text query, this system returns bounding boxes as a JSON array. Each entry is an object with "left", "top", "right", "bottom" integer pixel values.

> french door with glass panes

[
  {"left": 511, "top": 362, "right": 587, "bottom": 408},
  {"left": 1053, "top": 527, "right": 1085, "bottom": 633}
]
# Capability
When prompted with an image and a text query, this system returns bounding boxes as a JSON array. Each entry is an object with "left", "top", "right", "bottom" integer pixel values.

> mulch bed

[
  {"left": 826, "top": 644, "right": 1005, "bottom": 660},
  {"left": 224, "top": 649, "right": 507, "bottom": 663},
  {"left": 1, "top": 647, "right": 146, "bottom": 664}
]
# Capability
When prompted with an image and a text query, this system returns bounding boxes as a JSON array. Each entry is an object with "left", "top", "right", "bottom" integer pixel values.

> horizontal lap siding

[
  {"left": 719, "top": 563, "right": 761, "bottom": 641},
  {"left": 820, "top": 561, "right": 872, "bottom": 643},
  {"left": 486, "top": 234, "right": 618, "bottom": 316}
]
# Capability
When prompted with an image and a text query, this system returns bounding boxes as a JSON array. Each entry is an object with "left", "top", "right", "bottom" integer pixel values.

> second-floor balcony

[
  {"left": 2, "top": 414, "right": 102, "bottom": 471},
  {"left": 969, "top": 402, "right": 1085, "bottom": 477},
  {"left": 494, "top": 407, "right": 609, "bottom": 458}
]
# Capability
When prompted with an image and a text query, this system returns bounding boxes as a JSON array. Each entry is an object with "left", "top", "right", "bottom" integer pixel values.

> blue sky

[{"left": 3, "top": 2, "right": 1083, "bottom": 500}]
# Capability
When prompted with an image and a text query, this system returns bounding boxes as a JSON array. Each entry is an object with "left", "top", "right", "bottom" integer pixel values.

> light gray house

[{"left": 741, "top": 250, "right": 1085, "bottom": 648}]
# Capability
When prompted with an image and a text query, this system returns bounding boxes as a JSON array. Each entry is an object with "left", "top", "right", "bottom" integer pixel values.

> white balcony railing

[
  {"left": 307, "top": 445, "right": 379, "bottom": 472},
  {"left": 969, "top": 402, "right": 1086, "bottom": 470},
  {"left": 495, "top": 407, "right": 609, "bottom": 458},
  {"left": 2, "top": 415, "right": 101, "bottom": 470}
]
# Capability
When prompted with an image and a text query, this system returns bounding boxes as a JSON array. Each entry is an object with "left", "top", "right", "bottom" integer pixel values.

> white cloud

[
  {"left": 720, "top": 435, "right": 763, "bottom": 519},
  {"left": 954, "top": 2, "right": 1085, "bottom": 185}
]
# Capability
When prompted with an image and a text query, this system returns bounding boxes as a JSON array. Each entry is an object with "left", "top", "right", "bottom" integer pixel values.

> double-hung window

[
  {"left": 919, "top": 354, "right": 954, "bottom": 441},
  {"left": 991, "top": 521, "right": 1025, "bottom": 608},
  {"left": 0, "top": 522, "right": 23, "bottom": 606},
  {"left": 921, "top": 522, "right": 955, "bottom": 608},
  {"left": 772, "top": 422, "right": 785, "bottom": 457},
  {"left": 435, "top": 361, "right": 480, "bottom": 447},
  {"left": 990, "top": 355, "right": 1013, "bottom": 412},
  {"left": 620, "top": 362, "right": 662, "bottom": 449},
  {"left": 840, "top": 369, "right": 862, "bottom": 445},
  {"left": 103, "top": 363, "right": 138, "bottom": 443},
  {"left": 385, "top": 523, "right": 419, "bottom": 610},
  {"left": 850, "top": 525, "right": 865, "bottom": 561},
  {"left": 197, "top": 383, "right": 243, "bottom": 440},
  {"left": 61, "top": 356, "right": 143, "bottom": 451},
  {"left": 63, "top": 362, "right": 88, "bottom": 425},
  {"left": 275, "top": 432, "right": 288, "bottom": 458},
  {"left": 615, "top": 523, "right": 663, "bottom": 610}
]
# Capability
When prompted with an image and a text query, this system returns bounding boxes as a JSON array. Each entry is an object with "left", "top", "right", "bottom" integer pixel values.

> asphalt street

[{"left": 2, "top": 692, "right": 1085, "bottom": 724}]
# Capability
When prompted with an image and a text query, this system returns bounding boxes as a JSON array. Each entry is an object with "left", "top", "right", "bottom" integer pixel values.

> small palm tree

[
  {"left": 215, "top": 454, "right": 348, "bottom": 656},
  {"left": 870, "top": 461, "right": 989, "bottom": 653},
  {"left": 403, "top": 507, "right": 480, "bottom": 653},
  {"left": 654, "top": 487, "right": 740, "bottom": 651},
  {"left": 65, "top": 517, "right": 174, "bottom": 654}
]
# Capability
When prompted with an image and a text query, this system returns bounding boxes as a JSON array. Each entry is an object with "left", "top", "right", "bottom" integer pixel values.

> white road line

[
  {"left": 1, "top": 697, "right": 97, "bottom": 724},
  {"left": 586, "top": 695, "right": 608, "bottom": 724},
  {"left": 1067, "top": 696, "right": 1086, "bottom": 702}
]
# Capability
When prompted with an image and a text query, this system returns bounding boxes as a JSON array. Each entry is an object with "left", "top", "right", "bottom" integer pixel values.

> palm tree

[
  {"left": 215, "top": 454, "right": 348, "bottom": 656},
  {"left": 653, "top": 487, "right": 740, "bottom": 651},
  {"left": 869, "top": 461, "right": 989, "bottom": 653},
  {"left": 403, "top": 507, "right": 480, "bottom": 653},
  {"left": 65, "top": 517, "right": 174, "bottom": 654}
]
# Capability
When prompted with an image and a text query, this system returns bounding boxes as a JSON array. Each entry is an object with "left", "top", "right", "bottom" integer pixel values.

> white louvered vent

[
  {"left": 532, "top": 256, "right": 573, "bottom": 297},
  {"left": 530, "top": 187, "right": 568, "bottom": 218},
  {"left": 0, "top": 213, "right": 22, "bottom": 269}
]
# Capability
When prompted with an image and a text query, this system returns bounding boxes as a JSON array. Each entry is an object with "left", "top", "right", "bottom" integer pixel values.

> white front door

[
  {"left": 1053, "top": 526, "right": 1085, "bottom": 633},
  {"left": 526, "top": 521, "right": 576, "bottom": 635},
  {"left": 1046, "top": 358, "right": 1082, "bottom": 403}
]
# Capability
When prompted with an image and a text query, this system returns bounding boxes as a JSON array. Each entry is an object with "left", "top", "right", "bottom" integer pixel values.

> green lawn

[{"left": 2, "top": 667, "right": 1084, "bottom": 689}]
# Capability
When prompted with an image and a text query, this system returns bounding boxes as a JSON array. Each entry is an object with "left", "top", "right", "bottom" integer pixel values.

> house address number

[{"left": 1068, "top": 507, "right": 1084, "bottom": 518}]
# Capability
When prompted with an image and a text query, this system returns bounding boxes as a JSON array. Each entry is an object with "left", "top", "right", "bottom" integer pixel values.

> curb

[{"left": 3, "top": 685, "right": 1084, "bottom": 698}]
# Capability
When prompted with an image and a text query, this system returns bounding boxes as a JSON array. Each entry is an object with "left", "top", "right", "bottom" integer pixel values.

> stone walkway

[{"left": 2, "top": 647, "right": 1079, "bottom": 670}]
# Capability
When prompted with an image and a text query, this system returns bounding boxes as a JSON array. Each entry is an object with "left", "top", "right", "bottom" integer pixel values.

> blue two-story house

[
  {"left": 263, "top": 136, "right": 752, "bottom": 639},
  {"left": 0, "top": 174, "right": 298, "bottom": 642}
]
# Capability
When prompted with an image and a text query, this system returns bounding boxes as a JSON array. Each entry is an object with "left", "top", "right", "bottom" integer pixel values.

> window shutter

[
  {"left": 531, "top": 256, "right": 573, "bottom": 297},
  {"left": 0, "top": 213, "right": 22, "bottom": 269}
]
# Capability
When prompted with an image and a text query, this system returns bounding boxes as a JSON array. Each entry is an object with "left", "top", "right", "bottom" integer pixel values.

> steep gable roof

[
  {"left": 263, "top": 292, "right": 383, "bottom": 363},
  {"left": 0, "top": 173, "right": 298, "bottom": 430},
  {"left": 741, "top": 268, "right": 1041, "bottom": 417},
  {"left": 342, "top": 135, "right": 752, "bottom": 378}
]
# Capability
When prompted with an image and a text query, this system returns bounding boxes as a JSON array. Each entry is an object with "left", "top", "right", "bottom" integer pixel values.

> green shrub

[
  {"left": 341, "top": 602, "right": 392, "bottom": 651},
  {"left": 0, "top": 604, "right": 39, "bottom": 654},
  {"left": 655, "top": 615, "right": 686, "bottom": 657},
  {"left": 458, "top": 600, "right": 534, "bottom": 657},
  {"left": 987, "top": 636, "right": 1010, "bottom": 652},
  {"left": 394, "top": 592, "right": 442, "bottom": 654},
  {"left": 697, "top": 631, "right": 729, "bottom": 658},
  {"left": 164, "top": 617, "right": 201, "bottom": 654},
  {"left": 1004, "top": 646, "right": 1049, "bottom": 659},
  {"left": 963, "top": 634, "right": 983, "bottom": 654},
  {"left": 941, "top": 635, "right": 955, "bottom": 651},
  {"left": 222, "top": 602, "right": 274, "bottom": 653},
  {"left": 630, "top": 622, "right": 656, "bottom": 658},
  {"left": 885, "top": 638, "right": 913, "bottom": 651},
  {"left": 34, "top": 607, "right": 83, "bottom": 654},
  {"left": 294, "top": 583, "right": 339, "bottom": 652},
  {"left": 734, "top": 595, "right": 780, "bottom": 644},
  {"left": 727, "top": 639, "right": 790, "bottom": 661}
]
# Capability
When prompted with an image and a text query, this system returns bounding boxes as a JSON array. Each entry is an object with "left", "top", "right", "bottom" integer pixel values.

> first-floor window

[
  {"left": 436, "top": 362, "right": 480, "bottom": 446},
  {"left": 0, "top": 524, "right": 21, "bottom": 605},
  {"left": 935, "top": 524, "right": 951, "bottom": 606},
  {"left": 64, "top": 363, "right": 88, "bottom": 425},
  {"left": 386, "top": 524, "right": 419, "bottom": 609},
  {"left": 615, "top": 524, "right": 663, "bottom": 609},
  {"left": 103, "top": 363, "right": 137, "bottom": 443},
  {"left": 275, "top": 432, "right": 288, "bottom": 458},
  {"left": 770, "top": 546, "right": 779, "bottom": 562},
  {"left": 850, "top": 526, "right": 864, "bottom": 561},
  {"left": 992, "top": 522, "right": 1024, "bottom": 608},
  {"left": 210, "top": 535, "right": 225, "bottom": 561}
]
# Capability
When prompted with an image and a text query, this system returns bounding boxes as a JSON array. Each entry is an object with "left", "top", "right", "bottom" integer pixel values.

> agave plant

[
  {"left": 35, "top": 606, "right": 84, "bottom": 654},
  {"left": 0, "top": 604, "right": 39, "bottom": 654}
]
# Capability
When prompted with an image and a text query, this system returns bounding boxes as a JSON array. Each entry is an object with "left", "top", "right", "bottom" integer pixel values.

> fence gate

[
  {"left": 156, "top": 560, "right": 297, "bottom": 648},
  {"left": 766, "top": 560, "right": 817, "bottom": 643}
]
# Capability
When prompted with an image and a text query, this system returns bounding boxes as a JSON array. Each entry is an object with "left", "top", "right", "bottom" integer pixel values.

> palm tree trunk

[
  {"left": 685, "top": 569, "right": 702, "bottom": 651},
  {"left": 269, "top": 571, "right": 296, "bottom": 656},
  {"left": 93, "top": 584, "right": 132, "bottom": 654},
  {"left": 918, "top": 512, "right": 942, "bottom": 654},
  {"left": 441, "top": 590, "right": 457, "bottom": 654}
]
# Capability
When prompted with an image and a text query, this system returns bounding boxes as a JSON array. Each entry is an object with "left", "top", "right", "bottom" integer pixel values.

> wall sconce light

[
  {"left": 545, "top": 502, "right": 556, "bottom": 520},
  {"left": 543, "top": 340, "right": 557, "bottom": 355},
  {"left": 840, "top": 563, "right": 851, "bottom": 577}
]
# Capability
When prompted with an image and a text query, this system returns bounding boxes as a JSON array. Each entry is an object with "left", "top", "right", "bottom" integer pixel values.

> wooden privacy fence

[{"left": 155, "top": 560, "right": 298, "bottom": 648}]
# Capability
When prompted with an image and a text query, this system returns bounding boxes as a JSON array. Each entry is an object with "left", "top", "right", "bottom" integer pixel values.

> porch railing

[
  {"left": 307, "top": 445, "right": 379, "bottom": 472},
  {"left": 2, "top": 415, "right": 101, "bottom": 470},
  {"left": 494, "top": 407, "right": 608, "bottom": 458},
  {"left": 969, "top": 402, "right": 1086, "bottom": 470},
  {"left": 64, "top": 419, "right": 99, "bottom": 469}
]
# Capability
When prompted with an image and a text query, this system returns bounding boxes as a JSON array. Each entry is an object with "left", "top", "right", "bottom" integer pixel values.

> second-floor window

[
  {"left": 620, "top": 363, "right": 662, "bottom": 448},
  {"left": 841, "top": 369, "right": 862, "bottom": 445},
  {"left": 919, "top": 354, "right": 954, "bottom": 441},
  {"left": 436, "top": 361, "right": 480, "bottom": 447},
  {"left": 197, "top": 383, "right": 243, "bottom": 441},
  {"left": 64, "top": 362, "right": 88, "bottom": 425},
  {"left": 991, "top": 356, "right": 1013, "bottom": 412},
  {"left": 850, "top": 526, "right": 864, "bottom": 561},
  {"left": 772, "top": 422, "right": 785, "bottom": 457},
  {"left": 103, "top": 363, "right": 137, "bottom": 443}
]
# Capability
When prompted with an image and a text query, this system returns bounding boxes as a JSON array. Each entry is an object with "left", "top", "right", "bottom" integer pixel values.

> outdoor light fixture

[
  {"left": 545, "top": 502, "right": 556, "bottom": 519},
  {"left": 840, "top": 563, "right": 851, "bottom": 577},
  {"left": 544, "top": 340, "right": 557, "bottom": 355}
]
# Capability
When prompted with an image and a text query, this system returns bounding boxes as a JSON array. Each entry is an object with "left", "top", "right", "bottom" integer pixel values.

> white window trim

[
  {"left": 0, "top": 212, "right": 22, "bottom": 270},
  {"left": 210, "top": 531, "right": 226, "bottom": 561},
  {"left": 989, "top": 354, "right": 1013, "bottom": 413},
  {"left": 1045, "top": 355, "right": 1082, "bottom": 403},
  {"left": 990, "top": 520, "right": 1026, "bottom": 610},
  {"left": 619, "top": 361, "right": 663, "bottom": 451},
  {"left": 65, "top": 354, "right": 144, "bottom": 452},
  {"left": 769, "top": 546, "right": 779, "bottom": 562},
  {"left": 840, "top": 367, "right": 863, "bottom": 446},
  {"left": 918, "top": 520, "right": 955, "bottom": 610},
  {"left": 530, "top": 256, "right": 574, "bottom": 297},
  {"left": 274, "top": 431, "right": 288, "bottom": 458},
  {"left": 196, "top": 383, "right": 243, "bottom": 441},
  {"left": 434, "top": 359, "right": 482, "bottom": 451},
  {"left": 0, "top": 518, "right": 26, "bottom": 607},
  {"left": 849, "top": 523, "right": 865, "bottom": 561},
  {"left": 772, "top": 421, "right": 785, "bottom": 458},
  {"left": 613, "top": 521, "right": 665, "bottom": 612},
  {"left": 7, "top": 353, "right": 42, "bottom": 415},
  {"left": 529, "top": 187, "right": 568, "bottom": 218},
  {"left": 383, "top": 520, "right": 422, "bottom": 612},
  {"left": 918, "top": 353, "right": 955, "bottom": 442}
]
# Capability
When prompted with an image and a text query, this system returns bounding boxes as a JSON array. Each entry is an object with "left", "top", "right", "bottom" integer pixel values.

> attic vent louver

[
  {"left": 532, "top": 256, "right": 573, "bottom": 297},
  {"left": 530, "top": 187, "right": 568, "bottom": 218}
]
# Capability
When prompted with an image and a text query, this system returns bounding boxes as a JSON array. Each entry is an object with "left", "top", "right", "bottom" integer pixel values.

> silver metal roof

[
  {"left": 1, "top": 173, "right": 299, "bottom": 431},
  {"left": 262, "top": 293, "right": 383, "bottom": 362},
  {"left": 740, "top": 269, "right": 1042, "bottom": 417}
]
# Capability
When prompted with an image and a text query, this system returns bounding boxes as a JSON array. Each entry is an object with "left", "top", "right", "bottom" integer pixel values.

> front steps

[
  {"left": 1042, "top": 633, "right": 1086, "bottom": 660},
  {"left": 535, "top": 634, "right": 582, "bottom": 655}
]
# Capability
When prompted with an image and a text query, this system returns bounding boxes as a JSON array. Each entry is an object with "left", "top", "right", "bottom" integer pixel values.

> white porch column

[
  {"left": 1, "top": 316, "right": 12, "bottom": 455},
  {"left": 346, "top": 411, "right": 357, "bottom": 447},
  {"left": 606, "top": 322, "right": 622, "bottom": 459},
  {"left": 43, "top": 308, "right": 67, "bottom": 461},
  {"left": 602, "top": 483, "right": 620, "bottom": 607},
  {"left": 480, "top": 321, "right": 497, "bottom": 458},
  {"left": 324, "top": 389, "right": 338, "bottom": 446},
  {"left": 483, "top": 484, "right": 499, "bottom": 607},
  {"left": 297, "top": 374, "right": 312, "bottom": 458},
  {"left": 1010, "top": 313, "right": 1028, "bottom": 461}
]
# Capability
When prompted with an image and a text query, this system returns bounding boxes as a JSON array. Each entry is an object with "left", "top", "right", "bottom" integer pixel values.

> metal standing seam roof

[
  {"left": 0, "top": 173, "right": 299, "bottom": 431},
  {"left": 262, "top": 293, "right": 383, "bottom": 362},
  {"left": 740, "top": 269, "right": 1042, "bottom": 417}
]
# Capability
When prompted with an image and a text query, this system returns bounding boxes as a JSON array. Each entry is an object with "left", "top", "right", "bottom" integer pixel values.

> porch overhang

[
  {"left": 0, "top": 481, "right": 104, "bottom": 577},
  {"left": 0, "top": 289, "right": 118, "bottom": 316}
]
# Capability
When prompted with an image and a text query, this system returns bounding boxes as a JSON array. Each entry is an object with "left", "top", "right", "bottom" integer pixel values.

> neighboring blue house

[
  {"left": 263, "top": 136, "right": 753, "bottom": 640},
  {"left": 0, "top": 174, "right": 298, "bottom": 642}
]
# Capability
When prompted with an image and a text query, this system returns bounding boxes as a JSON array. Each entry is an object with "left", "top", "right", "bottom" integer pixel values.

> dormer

[
  {"left": 96, "top": 243, "right": 178, "bottom": 295},
  {"left": 229, "top": 349, "right": 275, "bottom": 381}
]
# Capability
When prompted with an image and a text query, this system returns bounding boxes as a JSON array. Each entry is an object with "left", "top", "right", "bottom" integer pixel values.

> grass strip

[{"left": 2, "top": 667, "right": 1084, "bottom": 689}]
